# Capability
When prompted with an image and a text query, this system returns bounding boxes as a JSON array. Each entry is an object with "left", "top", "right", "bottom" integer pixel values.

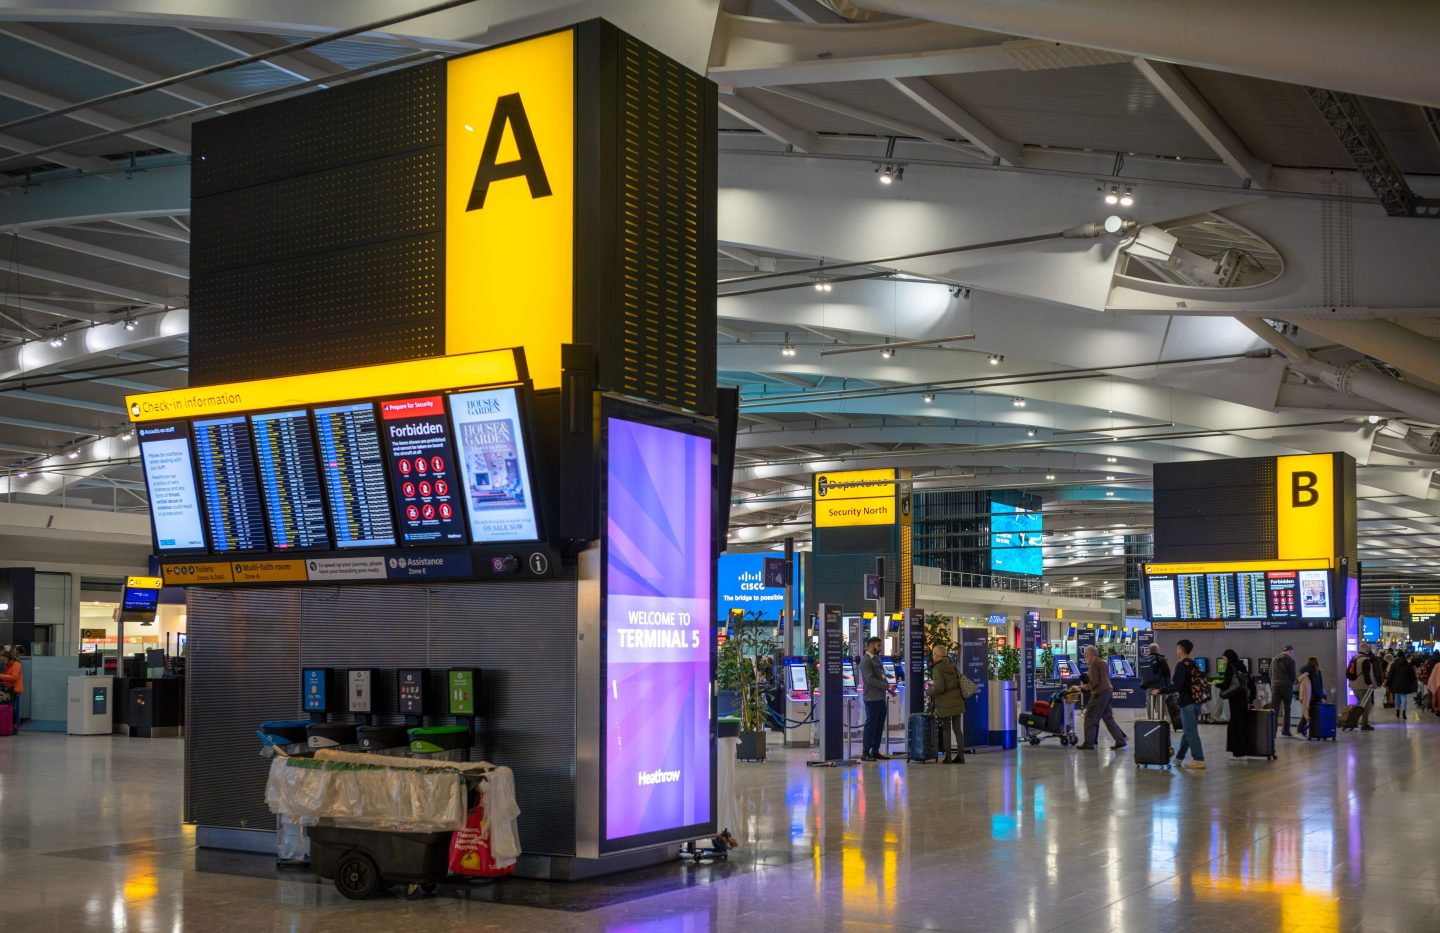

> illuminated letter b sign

[{"left": 1291, "top": 471, "right": 1319, "bottom": 508}]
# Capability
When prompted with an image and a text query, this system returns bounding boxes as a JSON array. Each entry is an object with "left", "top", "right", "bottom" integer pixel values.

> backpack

[
  {"left": 1346, "top": 656, "right": 1361, "bottom": 682},
  {"left": 1185, "top": 660, "right": 1211, "bottom": 706}
]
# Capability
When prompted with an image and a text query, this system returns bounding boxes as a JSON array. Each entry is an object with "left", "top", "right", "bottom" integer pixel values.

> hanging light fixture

[
  {"left": 1104, "top": 185, "right": 1119, "bottom": 205},
  {"left": 1119, "top": 185, "right": 1134, "bottom": 207},
  {"left": 923, "top": 393, "right": 935, "bottom": 403}
]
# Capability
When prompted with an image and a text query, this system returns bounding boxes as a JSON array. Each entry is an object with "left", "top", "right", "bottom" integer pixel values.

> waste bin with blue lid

[{"left": 306, "top": 721, "right": 358, "bottom": 751}]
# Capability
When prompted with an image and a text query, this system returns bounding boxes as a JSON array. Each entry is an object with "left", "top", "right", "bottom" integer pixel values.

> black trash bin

[{"left": 128, "top": 687, "right": 153, "bottom": 738}]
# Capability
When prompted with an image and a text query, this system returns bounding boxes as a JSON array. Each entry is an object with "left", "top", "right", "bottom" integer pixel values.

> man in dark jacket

[
  {"left": 1385, "top": 652, "right": 1419, "bottom": 720},
  {"left": 1078, "top": 645, "right": 1127, "bottom": 751},
  {"left": 859, "top": 637, "right": 893, "bottom": 761},
  {"left": 1270, "top": 645, "right": 1298, "bottom": 737},
  {"left": 1154, "top": 638, "right": 1207, "bottom": 770},
  {"left": 927, "top": 644, "right": 966, "bottom": 763}
]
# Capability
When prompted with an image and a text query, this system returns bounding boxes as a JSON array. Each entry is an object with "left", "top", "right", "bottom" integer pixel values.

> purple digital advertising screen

[{"left": 603, "top": 416, "right": 714, "bottom": 850}]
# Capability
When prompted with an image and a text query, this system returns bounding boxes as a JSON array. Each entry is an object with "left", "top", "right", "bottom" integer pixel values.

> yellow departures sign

[
  {"left": 445, "top": 29, "right": 574, "bottom": 391},
  {"left": 1275, "top": 453, "right": 1335, "bottom": 560},
  {"left": 813, "top": 469, "right": 899, "bottom": 528}
]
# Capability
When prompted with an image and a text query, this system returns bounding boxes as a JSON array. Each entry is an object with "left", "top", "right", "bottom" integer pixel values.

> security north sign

[{"left": 813, "top": 469, "right": 897, "bottom": 528}]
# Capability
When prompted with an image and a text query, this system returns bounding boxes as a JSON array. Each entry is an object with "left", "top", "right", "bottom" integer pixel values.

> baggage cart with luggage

[{"left": 1020, "top": 687, "right": 1080, "bottom": 747}]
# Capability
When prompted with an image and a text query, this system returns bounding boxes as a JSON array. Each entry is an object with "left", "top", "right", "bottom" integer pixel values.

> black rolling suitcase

[
  {"left": 907, "top": 713, "right": 937, "bottom": 762},
  {"left": 1133, "top": 719, "right": 1172, "bottom": 770},
  {"left": 1247, "top": 708, "right": 1277, "bottom": 759}
]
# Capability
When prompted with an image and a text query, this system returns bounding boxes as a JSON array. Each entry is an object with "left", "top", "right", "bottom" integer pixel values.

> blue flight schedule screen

[
  {"left": 314, "top": 402, "right": 396, "bottom": 549},
  {"left": 251, "top": 410, "right": 329, "bottom": 550},
  {"left": 192, "top": 415, "right": 267, "bottom": 553}
]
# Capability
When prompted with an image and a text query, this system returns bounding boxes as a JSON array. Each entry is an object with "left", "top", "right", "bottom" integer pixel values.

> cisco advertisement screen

[
  {"left": 990, "top": 502, "right": 1042, "bottom": 575},
  {"left": 603, "top": 416, "right": 713, "bottom": 851},
  {"left": 716, "top": 553, "right": 802, "bottom": 621}
]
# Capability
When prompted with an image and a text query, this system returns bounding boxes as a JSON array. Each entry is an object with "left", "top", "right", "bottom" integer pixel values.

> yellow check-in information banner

[{"left": 813, "top": 469, "right": 899, "bottom": 528}]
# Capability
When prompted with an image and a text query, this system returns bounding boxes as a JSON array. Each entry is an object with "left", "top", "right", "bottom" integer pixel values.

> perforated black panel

[
  {"left": 189, "top": 63, "right": 445, "bottom": 384},
  {"left": 191, "top": 150, "right": 441, "bottom": 276},
  {"left": 607, "top": 32, "right": 716, "bottom": 414},
  {"left": 1153, "top": 458, "right": 1277, "bottom": 562},
  {"left": 192, "top": 64, "right": 442, "bottom": 198},
  {"left": 190, "top": 236, "right": 442, "bottom": 382}
]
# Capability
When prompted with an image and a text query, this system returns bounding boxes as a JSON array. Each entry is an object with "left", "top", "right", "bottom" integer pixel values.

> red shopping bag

[{"left": 448, "top": 799, "right": 514, "bottom": 878}]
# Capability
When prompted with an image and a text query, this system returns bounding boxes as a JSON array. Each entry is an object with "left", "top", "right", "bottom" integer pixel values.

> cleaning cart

[{"left": 265, "top": 749, "right": 520, "bottom": 899}]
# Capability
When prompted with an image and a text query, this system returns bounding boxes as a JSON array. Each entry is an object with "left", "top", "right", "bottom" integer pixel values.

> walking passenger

[
  {"left": 1349, "top": 644, "right": 1381, "bottom": 731},
  {"left": 1154, "top": 639, "right": 1207, "bottom": 770},
  {"left": 1077, "top": 645, "right": 1127, "bottom": 751},
  {"left": 1386, "top": 651, "right": 1419, "bottom": 720},
  {"left": 1269, "top": 644, "right": 1298, "bottom": 737}
]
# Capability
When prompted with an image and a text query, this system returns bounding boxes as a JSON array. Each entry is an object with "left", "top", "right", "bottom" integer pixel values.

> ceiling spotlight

[
  {"left": 1105, "top": 185, "right": 1119, "bottom": 205},
  {"left": 16, "top": 471, "right": 27, "bottom": 479},
  {"left": 1106, "top": 474, "right": 1116, "bottom": 481},
  {"left": 1105, "top": 490, "right": 1116, "bottom": 497},
  {"left": 1106, "top": 456, "right": 1118, "bottom": 463},
  {"left": 1119, "top": 185, "right": 1134, "bottom": 207},
  {"left": 47, "top": 328, "right": 66, "bottom": 348},
  {"left": 881, "top": 346, "right": 894, "bottom": 359},
  {"left": 1026, "top": 428, "right": 1037, "bottom": 437},
  {"left": 923, "top": 393, "right": 935, "bottom": 403},
  {"left": 813, "top": 277, "right": 833, "bottom": 293},
  {"left": 1045, "top": 473, "right": 1056, "bottom": 481},
  {"left": 67, "top": 449, "right": 80, "bottom": 459},
  {"left": 1012, "top": 398, "right": 1026, "bottom": 408},
  {"left": 1366, "top": 414, "right": 1381, "bottom": 424},
  {"left": 879, "top": 165, "right": 893, "bottom": 185},
  {"left": 988, "top": 354, "right": 1003, "bottom": 365},
  {"left": 123, "top": 318, "right": 137, "bottom": 331},
  {"left": 120, "top": 430, "right": 134, "bottom": 441}
]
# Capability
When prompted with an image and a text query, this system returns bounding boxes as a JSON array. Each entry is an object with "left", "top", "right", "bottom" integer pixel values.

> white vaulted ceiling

[{"left": 0, "top": 0, "right": 1438, "bottom": 595}]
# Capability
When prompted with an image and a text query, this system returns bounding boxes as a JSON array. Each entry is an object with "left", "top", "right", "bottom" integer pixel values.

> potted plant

[
  {"left": 733, "top": 610, "right": 772, "bottom": 761},
  {"left": 717, "top": 636, "right": 742, "bottom": 719},
  {"left": 923, "top": 611, "right": 955, "bottom": 667}
]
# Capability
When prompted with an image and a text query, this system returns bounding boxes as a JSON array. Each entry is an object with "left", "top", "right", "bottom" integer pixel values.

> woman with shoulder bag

[
  {"left": 1219, "top": 649, "right": 1251, "bottom": 759},
  {"left": 926, "top": 645, "right": 967, "bottom": 763}
]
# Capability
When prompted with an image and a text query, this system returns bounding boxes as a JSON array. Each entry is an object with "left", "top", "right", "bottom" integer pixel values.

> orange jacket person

[{"left": 0, "top": 650, "right": 22, "bottom": 732}]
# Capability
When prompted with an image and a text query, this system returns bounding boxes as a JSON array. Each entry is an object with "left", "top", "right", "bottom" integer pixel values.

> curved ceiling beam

[{"left": 844, "top": 0, "right": 1440, "bottom": 107}]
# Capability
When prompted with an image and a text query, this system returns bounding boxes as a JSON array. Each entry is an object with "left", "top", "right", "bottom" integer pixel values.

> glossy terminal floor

[{"left": 2, "top": 715, "right": 1438, "bottom": 932}]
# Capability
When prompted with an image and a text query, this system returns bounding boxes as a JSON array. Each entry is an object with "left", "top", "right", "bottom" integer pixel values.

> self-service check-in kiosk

[
  {"left": 882, "top": 658, "right": 904, "bottom": 731},
  {"left": 782, "top": 658, "right": 814, "bottom": 747}
]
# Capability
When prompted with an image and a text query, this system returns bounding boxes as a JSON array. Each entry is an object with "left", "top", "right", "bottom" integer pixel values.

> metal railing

[{"left": 935, "top": 569, "right": 1115, "bottom": 601}]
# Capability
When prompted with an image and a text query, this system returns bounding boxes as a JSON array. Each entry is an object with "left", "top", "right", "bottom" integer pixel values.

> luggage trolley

[{"left": 1018, "top": 687, "right": 1080, "bottom": 747}]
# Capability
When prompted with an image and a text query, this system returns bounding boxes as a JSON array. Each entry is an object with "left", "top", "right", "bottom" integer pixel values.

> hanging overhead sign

[{"left": 812, "top": 469, "right": 898, "bottom": 528}]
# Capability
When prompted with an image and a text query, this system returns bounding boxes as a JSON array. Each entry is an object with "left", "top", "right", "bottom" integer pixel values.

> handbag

[
  {"left": 1220, "top": 671, "right": 1248, "bottom": 700},
  {"left": 957, "top": 674, "right": 979, "bottom": 701}
]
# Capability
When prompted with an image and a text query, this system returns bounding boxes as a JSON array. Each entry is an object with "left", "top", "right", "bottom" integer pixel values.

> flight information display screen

[
  {"left": 314, "top": 402, "right": 396, "bottom": 549},
  {"left": 379, "top": 395, "right": 466, "bottom": 546},
  {"left": 1145, "top": 567, "right": 1334, "bottom": 628},
  {"left": 250, "top": 410, "right": 329, "bottom": 550},
  {"left": 137, "top": 421, "right": 207, "bottom": 554},
  {"left": 193, "top": 415, "right": 267, "bottom": 553},
  {"left": 449, "top": 388, "right": 540, "bottom": 542}
]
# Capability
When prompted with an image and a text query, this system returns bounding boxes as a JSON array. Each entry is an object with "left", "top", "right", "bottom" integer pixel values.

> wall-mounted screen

[
  {"left": 449, "top": 388, "right": 540, "bottom": 543},
  {"left": 1298, "top": 569, "right": 1332, "bottom": 620},
  {"left": 193, "top": 415, "right": 267, "bottom": 553},
  {"left": 313, "top": 402, "right": 396, "bottom": 549},
  {"left": 1144, "top": 565, "right": 1335, "bottom": 629},
  {"left": 379, "top": 395, "right": 466, "bottom": 546},
  {"left": 990, "top": 502, "right": 1042, "bottom": 575},
  {"left": 137, "top": 422, "right": 206, "bottom": 554},
  {"left": 602, "top": 414, "right": 713, "bottom": 852},
  {"left": 1147, "top": 576, "right": 1178, "bottom": 620},
  {"left": 250, "top": 409, "right": 329, "bottom": 551},
  {"left": 121, "top": 586, "right": 159, "bottom": 613}
]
